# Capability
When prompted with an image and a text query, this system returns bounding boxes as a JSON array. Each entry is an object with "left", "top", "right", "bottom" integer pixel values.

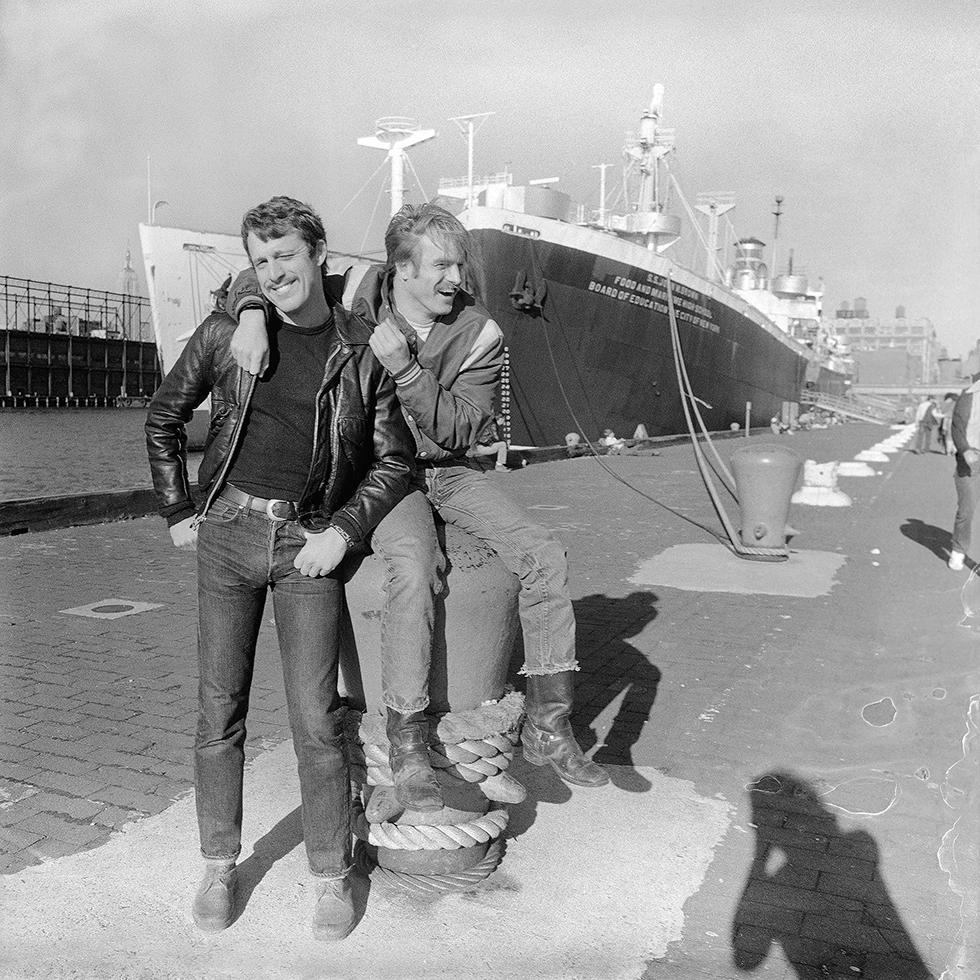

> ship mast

[
  {"left": 615, "top": 85, "right": 681, "bottom": 252},
  {"left": 448, "top": 112, "right": 494, "bottom": 211},
  {"left": 695, "top": 193, "right": 736, "bottom": 282},
  {"left": 357, "top": 117, "right": 436, "bottom": 216},
  {"left": 771, "top": 195, "right": 784, "bottom": 277},
  {"left": 592, "top": 162, "right": 613, "bottom": 226}
]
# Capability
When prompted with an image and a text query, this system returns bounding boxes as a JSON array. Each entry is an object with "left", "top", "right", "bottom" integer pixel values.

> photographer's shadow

[{"left": 731, "top": 771, "right": 931, "bottom": 978}]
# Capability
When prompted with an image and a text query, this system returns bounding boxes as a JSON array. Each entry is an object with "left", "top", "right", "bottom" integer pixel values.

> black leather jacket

[{"left": 145, "top": 304, "right": 414, "bottom": 543}]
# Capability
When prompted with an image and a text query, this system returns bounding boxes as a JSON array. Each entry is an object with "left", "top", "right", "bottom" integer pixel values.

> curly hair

[{"left": 240, "top": 196, "right": 326, "bottom": 257}]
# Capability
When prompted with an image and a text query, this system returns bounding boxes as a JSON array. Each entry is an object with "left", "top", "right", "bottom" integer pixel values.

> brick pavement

[
  {"left": 1, "top": 424, "right": 977, "bottom": 978},
  {"left": 0, "top": 518, "right": 289, "bottom": 873}
]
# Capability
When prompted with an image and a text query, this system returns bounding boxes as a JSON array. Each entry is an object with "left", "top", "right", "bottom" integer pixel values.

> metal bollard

[{"left": 730, "top": 443, "right": 803, "bottom": 549}]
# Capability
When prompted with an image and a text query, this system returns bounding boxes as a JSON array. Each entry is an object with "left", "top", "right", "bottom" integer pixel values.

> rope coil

[
  {"left": 354, "top": 838, "right": 504, "bottom": 895},
  {"left": 353, "top": 806, "right": 509, "bottom": 851}
]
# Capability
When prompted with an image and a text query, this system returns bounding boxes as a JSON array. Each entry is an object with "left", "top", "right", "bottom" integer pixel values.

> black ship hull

[{"left": 470, "top": 221, "right": 810, "bottom": 447}]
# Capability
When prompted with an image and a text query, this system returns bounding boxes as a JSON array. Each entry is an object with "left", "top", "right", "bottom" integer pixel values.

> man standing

[
  {"left": 948, "top": 376, "right": 980, "bottom": 570},
  {"left": 228, "top": 203, "right": 608, "bottom": 790},
  {"left": 912, "top": 394, "right": 940, "bottom": 453},
  {"left": 145, "top": 196, "right": 414, "bottom": 939}
]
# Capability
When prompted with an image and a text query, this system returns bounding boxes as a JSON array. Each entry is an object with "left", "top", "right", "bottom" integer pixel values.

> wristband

[{"left": 330, "top": 524, "right": 355, "bottom": 547}]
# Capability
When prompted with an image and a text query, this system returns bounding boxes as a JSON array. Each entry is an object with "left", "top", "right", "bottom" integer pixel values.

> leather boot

[
  {"left": 386, "top": 708, "right": 444, "bottom": 811},
  {"left": 312, "top": 875, "right": 357, "bottom": 942},
  {"left": 191, "top": 860, "right": 237, "bottom": 932},
  {"left": 522, "top": 671, "right": 609, "bottom": 787}
]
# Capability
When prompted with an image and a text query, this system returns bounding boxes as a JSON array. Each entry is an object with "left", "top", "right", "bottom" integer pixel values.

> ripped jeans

[{"left": 373, "top": 462, "right": 578, "bottom": 711}]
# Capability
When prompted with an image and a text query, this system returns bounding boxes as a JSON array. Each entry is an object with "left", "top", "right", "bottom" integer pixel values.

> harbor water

[{"left": 0, "top": 408, "right": 201, "bottom": 501}]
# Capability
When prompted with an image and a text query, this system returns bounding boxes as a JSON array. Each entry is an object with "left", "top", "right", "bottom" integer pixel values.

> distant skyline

[{"left": 1, "top": 0, "right": 977, "bottom": 354}]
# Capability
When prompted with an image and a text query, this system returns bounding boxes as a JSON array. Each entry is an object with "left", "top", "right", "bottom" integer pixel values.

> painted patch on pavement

[
  {"left": 0, "top": 743, "right": 731, "bottom": 980},
  {"left": 629, "top": 543, "right": 846, "bottom": 597},
  {"left": 59, "top": 598, "right": 164, "bottom": 619}
]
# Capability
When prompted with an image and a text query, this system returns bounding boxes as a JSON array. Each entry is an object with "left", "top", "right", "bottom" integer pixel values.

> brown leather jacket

[{"left": 144, "top": 304, "right": 414, "bottom": 544}]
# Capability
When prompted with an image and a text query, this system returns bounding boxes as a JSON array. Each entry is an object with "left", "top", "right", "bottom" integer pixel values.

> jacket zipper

[
  {"left": 297, "top": 329, "right": 352, "bottom": 516},
  {"left": 190, "top": 370, "right": 256, "bottom": 530}
]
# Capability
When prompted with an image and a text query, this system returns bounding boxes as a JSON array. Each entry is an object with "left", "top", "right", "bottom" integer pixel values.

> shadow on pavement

[
  {"left": 234, "top": 806, "right": 305, "bottom": 913},
  {"left": 900, "top": 517, "right": 953, "bottom": 564},
  {"left": 731, "top": 770, "right": 932, "bottom": 979},
  {"left": 571, "top": 591, "right": 662, "bottom": 794}
]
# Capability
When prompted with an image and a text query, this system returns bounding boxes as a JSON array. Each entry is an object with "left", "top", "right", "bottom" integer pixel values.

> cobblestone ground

[
  {"left": 0, "top": 518, "right": 288, "bottom": 870},
  {"left": 1, "top": 424, "right": 976, "bottom": 978}
]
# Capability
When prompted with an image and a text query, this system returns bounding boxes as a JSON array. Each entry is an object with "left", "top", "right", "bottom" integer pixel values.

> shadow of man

[
  {"left": 731, "top": 771, "right": 932, "bottom": 978},
  {"left": 565, "top": 591, "right": 662, "bottom": 793},
  {"left": 233, "top": 805, "right": 371, "bottom": 926},
  {"left": 900, "top": 518, "right": 958, "bottom": 566}
]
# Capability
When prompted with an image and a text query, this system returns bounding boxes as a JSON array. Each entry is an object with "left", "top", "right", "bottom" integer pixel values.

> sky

[{"left": 1, "top": 0, "right": 977, "bottom": 354}]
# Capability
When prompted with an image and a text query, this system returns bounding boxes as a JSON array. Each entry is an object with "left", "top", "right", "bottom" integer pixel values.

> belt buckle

[{"left": 265, "top": 498, "right": 292, "bottom": 520}]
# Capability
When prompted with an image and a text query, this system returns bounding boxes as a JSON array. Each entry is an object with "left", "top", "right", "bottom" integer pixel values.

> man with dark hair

[
  {"left": 227, "top": 203, "right": 608, "bottom": 791},
  {"left": 145, "top": 195, "right": 414, "bottom": 940}
]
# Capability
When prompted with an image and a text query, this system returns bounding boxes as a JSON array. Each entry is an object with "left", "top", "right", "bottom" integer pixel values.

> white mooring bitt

[{"left": 791, "top": 459, "right": 853, "bottom": 507}]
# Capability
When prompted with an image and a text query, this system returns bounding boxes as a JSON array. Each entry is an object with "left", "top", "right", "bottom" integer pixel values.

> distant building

[{"left": 828, "top": 301, "right": 939, "bottom": 385}]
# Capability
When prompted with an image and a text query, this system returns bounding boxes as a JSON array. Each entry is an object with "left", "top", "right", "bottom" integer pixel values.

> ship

[
  {"left": 432, "top": 88, "right": 853, "bottom": 446},
  {"left": 138, "top": 89, "right": 853, "bottom": 448}
]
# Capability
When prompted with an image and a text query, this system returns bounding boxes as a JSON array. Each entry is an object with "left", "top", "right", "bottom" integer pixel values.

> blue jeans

[
  {"left": 369, "top": 483, "right": 444, "bottom": 713},
  {"left": 196, "top": 499, "right": 351, "bottom": 878},
  {"left": 952, "top": 467, "right": 980, "bottom": 556},
  {"left": 374, "top": 463, "right": 578, "bottom": 686}
]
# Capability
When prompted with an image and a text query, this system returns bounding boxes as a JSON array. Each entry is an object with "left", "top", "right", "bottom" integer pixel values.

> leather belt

[
  {"left": 421, "top": 456, "right": 471, "bottom": 469},
  {"left": 218, "top": 484, "right": 298, "bottom": 521}
]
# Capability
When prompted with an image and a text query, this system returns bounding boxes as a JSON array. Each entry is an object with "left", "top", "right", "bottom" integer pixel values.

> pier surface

[{"left": 0, "top": 422, "right": 976, "bottom": 979}]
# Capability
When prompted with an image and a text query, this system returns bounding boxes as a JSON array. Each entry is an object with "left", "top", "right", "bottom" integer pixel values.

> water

[{"left": 0, "top": 409, "right": 201, "bottom": 500}]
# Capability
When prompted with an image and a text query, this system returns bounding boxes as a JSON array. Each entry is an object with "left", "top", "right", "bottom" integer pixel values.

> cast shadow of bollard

[
  {"left": 232, "top": 805, "right": 372, "bottom": 927},
  {"left": 571, "top": 591, "right": 662, "bottom": 793},
  {"left": 731, "top": 771, "right": 932, "bottom": 978}
]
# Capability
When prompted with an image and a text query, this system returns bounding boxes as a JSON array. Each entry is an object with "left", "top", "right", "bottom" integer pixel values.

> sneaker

[
  {"left": 192, "top": 861, "right": 237, "bottom": 932},
  {"left": 948, "top": 551, "right": 966, "bottom": 571},
  {"left": 494, "top": 463, "right": 509, "bottom": 471},
  {"left": 312, "top": 875, "right": 357, "bottom": 942}
]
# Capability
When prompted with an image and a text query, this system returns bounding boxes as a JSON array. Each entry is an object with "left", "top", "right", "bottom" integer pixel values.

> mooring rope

[
  {"left": 524, "top": 244, "right": 726, "bottom": 542},
  {"left": 353, "top": 806, "right": 509, "bottom": 851},
  {"left": 523, "top": 241, "right": 787, "bottom": 561},
  {"left": 664, "top": 270, "right": 788, "bottom": 562},
  {"left": 354, "top": 838, "right": 504, "bottom": 895}
]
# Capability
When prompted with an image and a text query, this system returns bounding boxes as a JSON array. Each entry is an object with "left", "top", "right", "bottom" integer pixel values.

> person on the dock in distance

[
  {"left": 939, "top": 392, "right": 958, "bottom": 455},
  {"left": 947, "top": 376, "right": 980, "bottom": 570},
  {"left": 144, "top": 196, "right": 414, "bottom": 939},
  {"left": 912, "top": 394, "right": 940, "bottom": 453},
  {"left": 227, "top": 203, "right": 609, "bottom": 789}
]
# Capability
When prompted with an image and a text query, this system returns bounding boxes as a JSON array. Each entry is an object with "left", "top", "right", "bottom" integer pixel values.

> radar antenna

[{"left": 357, "top": 117, "right": 436, "bottom": 216}]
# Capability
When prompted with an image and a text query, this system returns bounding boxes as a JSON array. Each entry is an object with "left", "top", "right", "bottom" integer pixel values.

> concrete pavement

[{"left": 1, "top": 422, "right": 977, "bottom": 978}]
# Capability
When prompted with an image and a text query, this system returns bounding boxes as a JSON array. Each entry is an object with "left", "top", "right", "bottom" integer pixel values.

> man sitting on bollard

[
  {"left": 227, "top": 203, "right": 609, "bottom": 790},
  {"left": 145, "top": 196, "right": 414, "bottom": 939}
]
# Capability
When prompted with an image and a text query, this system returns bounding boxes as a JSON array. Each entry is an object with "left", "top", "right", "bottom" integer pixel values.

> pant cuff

[
  {"left": 310, "top": 864, "right": 353, "bottom": 881},
  {"left": 519, "top": 662, "right": 579, "bottom": 677},
  {"left": 381, "top": 695, "right": 430, "bottom": 713}
]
